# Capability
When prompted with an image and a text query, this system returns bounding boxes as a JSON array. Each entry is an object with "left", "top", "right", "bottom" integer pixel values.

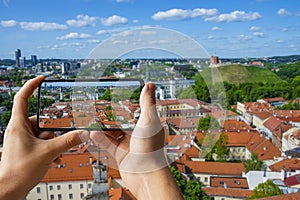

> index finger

[{"left": 12, "top": 76, "right": 44, "bottom": 118}]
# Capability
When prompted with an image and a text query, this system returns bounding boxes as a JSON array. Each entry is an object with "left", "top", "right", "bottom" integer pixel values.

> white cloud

[
  {"left": 66, "top": 14, "right": 98, "bottom": 27},
  {"left": 277, "top": 39, "right": 284, "bottom": 43},
  {"left": 86, "top": 39, "right": 100, "bottom": 44},
  {"left": 1, "top": 19, "right": 17, "bottom": 27},
  {"left": 115, "top": 0, "right": 131, "bottom": 2},
  {"left": 97, "top": 30, "right": 108, "bottom": 35},
  {"left": 252, "top": 32, "right": 264, "bottom": 37},
  {"left": 211, "top": 26, "right": 222, "bottom": 31},
  {"left": 152, "top": 8, "right": 218, "bottom": 21},
  {"left": 237, "top": 34, "right": 252, "bottom": 41},
  {"left": 140, "top": 30, "right": 157, "bottom": 36},
  {"left": 19, "top": 22, "right": 68, "bottom": 31},
  {"left": 205, "top": 10, "right": 262, "bottom": 22},
  {"left": 208, "top": 35, "right": 214, "bottom": 40},
  {"left": 133, "top": 19, "right": 139, "bottom": 24},
  {"left": 249, "top": 26, "right": 261, "bottom": 31},
  {"left": 56, "top": 32, "right": 91, "bottom": 40},
  {"left": 101, "top": 15, "right": 128, "bottom": 26},
  {"left": 277, "top": 8, "right": 291, "bottom": 16}
]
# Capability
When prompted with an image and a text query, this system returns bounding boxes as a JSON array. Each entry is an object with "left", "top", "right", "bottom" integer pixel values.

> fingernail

[{"left": 80, "top": 130, "right": 90, "bottom": 142}]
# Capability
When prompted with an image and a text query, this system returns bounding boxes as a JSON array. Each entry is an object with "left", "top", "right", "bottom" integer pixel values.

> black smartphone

[{"left": 37, "top": 78, "right": 144, "bottom": 132}]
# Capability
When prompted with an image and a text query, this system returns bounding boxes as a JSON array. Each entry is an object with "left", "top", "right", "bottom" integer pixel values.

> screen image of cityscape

[{"left": 1, "top": 0, "right": 300, "bottom": 199}]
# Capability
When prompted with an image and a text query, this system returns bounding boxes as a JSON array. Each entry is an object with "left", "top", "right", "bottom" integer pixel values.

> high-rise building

[
  {"left": 31, "top": 55, "right": 37, "bottom": 66},
  {"left": 15, "top": 49, "right": 21, "bottom": 68}
]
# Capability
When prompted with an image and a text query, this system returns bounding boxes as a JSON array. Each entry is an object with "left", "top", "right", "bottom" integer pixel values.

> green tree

[
  {"left": 247, "top": 180, "right": 283, "bottom": 199},
  {"left": 1, "top": 110, "right": 12, "bottom": 126},
  {"left": 170, "top": 166, "right": 186, "bottom": 192},
  {"left": 99, "top": 89, "right": 111, "bottom": 101},
  {"left": 197, "top": 116, "right": 220, "bottom": 131},
  {"left": 170, "top": 166, "right": 208, "bottom": 200},
  {"left": 243, "top": 153, "right": 263, "bottom": 172},
  {"left": 184, "top": 180, "right": 208, "bottom": 200}
]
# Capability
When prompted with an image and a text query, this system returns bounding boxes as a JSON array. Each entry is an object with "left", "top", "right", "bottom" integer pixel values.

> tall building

[
  {"left": 31, "top": 55, "right": 37, "bottom": 66},
  {"left": 15, "top": 49, "right": 21, "bottom": 68}
]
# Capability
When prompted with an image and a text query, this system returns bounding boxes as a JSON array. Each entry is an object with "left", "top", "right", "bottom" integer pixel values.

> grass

[{"left": 199, "top": 64, "right": 283, "bottom": 85}]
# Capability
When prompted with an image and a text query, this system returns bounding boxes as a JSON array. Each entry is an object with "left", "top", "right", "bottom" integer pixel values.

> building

[
  {"left": 31, "top": 55, "right": 38, "bottom": 66},
  {"left": 15, "top": 48, "right": 21, "bottom": 68},
  {"left": 210, "top": 56, "right": 219, "bottom": 65},
  {"left": 27, "top": 153, "right": 95, "bottom": 200},
  {"left": 154, "top": 79, "right": 195, "bottom": 100}
]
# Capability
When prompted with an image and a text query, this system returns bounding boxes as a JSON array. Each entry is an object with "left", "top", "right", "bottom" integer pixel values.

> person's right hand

[{"left": 90, "top": 83, "right": 183, "bottom": 199}]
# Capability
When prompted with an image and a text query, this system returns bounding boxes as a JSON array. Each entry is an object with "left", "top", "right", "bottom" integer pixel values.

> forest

[{"left": 178, "top": 61, "right": 300, "bottom": 109}]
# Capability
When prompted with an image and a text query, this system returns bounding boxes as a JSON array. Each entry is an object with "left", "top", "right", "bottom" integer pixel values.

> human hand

[
  {"left": 0, "top": 76, "right": 89, "bottom": 200},
  {"left": 90, "top": 83, "right": 183, "bottom": 199}
]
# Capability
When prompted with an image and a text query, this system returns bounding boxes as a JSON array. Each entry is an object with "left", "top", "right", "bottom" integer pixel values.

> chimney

[{"left": 281, "top": 166, "right": 286, "bottom": 181}]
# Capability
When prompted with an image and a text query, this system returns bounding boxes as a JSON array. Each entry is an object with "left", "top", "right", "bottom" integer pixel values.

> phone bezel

[{"left": 37, "top": 78, "right": 144, "bottom": 132}]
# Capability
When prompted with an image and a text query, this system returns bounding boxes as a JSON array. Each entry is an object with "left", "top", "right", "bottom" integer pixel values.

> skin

[{"left": 0, "top": 76, "right": 183, "bottom": 200}]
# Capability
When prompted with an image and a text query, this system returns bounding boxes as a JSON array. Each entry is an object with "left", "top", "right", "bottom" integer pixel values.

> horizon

[{"left": 0, "top": 0, "right": 299, "bottom": 59}]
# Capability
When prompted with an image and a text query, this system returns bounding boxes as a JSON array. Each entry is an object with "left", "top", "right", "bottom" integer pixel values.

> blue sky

[{"left": 0, "top": 0, "right": 299, "bottom": 59}]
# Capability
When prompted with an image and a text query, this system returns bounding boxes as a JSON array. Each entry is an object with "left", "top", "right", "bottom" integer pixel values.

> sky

[{"left": 0, "top": 0, "right": 299, "bottom": 59}]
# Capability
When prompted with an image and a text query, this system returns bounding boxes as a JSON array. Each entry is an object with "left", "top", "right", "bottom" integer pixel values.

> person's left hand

[{"left": 0, "top": 76, "right": 89, "bottom": 200}]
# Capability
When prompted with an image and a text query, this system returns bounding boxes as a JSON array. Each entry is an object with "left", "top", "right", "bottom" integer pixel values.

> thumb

[{"left": 49, "top": 130, "right": 90, "bottom": 156}]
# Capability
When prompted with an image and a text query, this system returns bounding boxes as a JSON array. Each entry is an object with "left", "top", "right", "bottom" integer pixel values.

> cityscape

[
  {"left": 0, "top": 47, "right": 300, "bottom": 199},
  {"left": 1, "top": 0, "right": 300, "bottom": 199}
]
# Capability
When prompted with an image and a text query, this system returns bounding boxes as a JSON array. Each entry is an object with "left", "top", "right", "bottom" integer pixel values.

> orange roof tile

[
  {"left": 182, "top": 160, "right": 246, "bottom": 176},
  {"left": 42, "top": 153, "right": 94, "bottom": 182},
  {"left": 210, "top": 177, "right": 249, "bottom": 189},
  {"left": 203, "top": 187, "right": 253, "bottom": 198},
  {"left": 253, "top": 111, "right": 272, "bottom": 121},
  {"left": 257, "top": 192, "right": 300, "bottom": 200},
  {"left": 246, "top": 131, "right": 281, "bottom": 160},
  {"left": 224, "top": 131, "right": 253, "bottom": 147},
  {"left": 222, "top": 119, "right": 252, "bottom": 131},
  {"left": 269, "top": 158, "right": 300, "bottom": 172}
]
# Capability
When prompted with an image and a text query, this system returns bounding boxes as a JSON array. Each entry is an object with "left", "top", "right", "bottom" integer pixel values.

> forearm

[{"left": 123, "top": 167, "right": 184, "bottom": 200}]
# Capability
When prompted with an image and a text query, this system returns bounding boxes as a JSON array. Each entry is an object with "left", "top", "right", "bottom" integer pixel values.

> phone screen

[{"left": 37, "top": 78, "right": 144, "bottom": 131}]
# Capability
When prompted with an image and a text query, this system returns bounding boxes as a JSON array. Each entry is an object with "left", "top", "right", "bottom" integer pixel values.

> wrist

[{"left": 0, "top": 170, "right": 27, "bottom": 200}]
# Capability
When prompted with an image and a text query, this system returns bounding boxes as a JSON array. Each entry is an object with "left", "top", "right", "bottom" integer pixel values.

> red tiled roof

[
  {"left": 253, "top": 111, "right": 272, "bottom": 121},
  {"left": 42, "top": 153, "right": 94, "bottom": 182},
  {"left": 258, "top": 192, "right": 300, "bottom": 200},
  {"left": 156, "top": 98, "right": 207, "bottom": 107},
  {"left": 167, "top": 117, "right": 199, "bottom": 128},
  {"left": 181, "top": 160, "right": 246, "bottom": 176},
  {"left": 221, "top": 120, "right": 252, "bottom": 131},
  {"left": 263, "top": 116, "right": 283, "bottom": 132},
  {"left": 263, "top": 97, "right": 285, "bottom": 103},
  {"left": 210, "top": 177, "right": 249, "bottom": 189},
  {"left": 246, "top": 131, "right": 281, "bottom": 160},
  {"left": 203, "top": 187, "right": 253, "bottom": 198},
  {"left": 109, "top": 187, "right": 136, "bottom": 200},
  {"left": 284, "top": 173, "right": 300, "bottom": 187},
  {"left": 269, "top": 158, "right": 300, "bottom": 172}
]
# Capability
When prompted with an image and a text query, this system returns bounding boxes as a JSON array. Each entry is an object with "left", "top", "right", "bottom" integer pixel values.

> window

[
  {"left": 68, "top": 184, "right": 72, "bottom": 189},
  {"left": 57, "top": 185, "right": 61, "bottom": 190},
  {"left": 50, "top": 194, "right": 54, "bottom": 200},
  {"left": 36, "top": 187, "right": 41, "bottom": 193},
  {"left": 58, "top": 194, "right": 62, "bottom": 200},
  {"left": 80, "top": 193, "right": 85, "bottom": 198},
  {"left": 88, "top": 183, "right": 92, "bottom": 188},
  {"left": 49, "top": 185, "right": 53, "bottom": 190},
  {"left": 204, "top": 177, "right": 208, "bottom": 182},
  {"left": 69, "top": 193, "right": 73, "bottom": 199},
  {"left": 80, "top": 184, "right": 84, "bottom": 189}
]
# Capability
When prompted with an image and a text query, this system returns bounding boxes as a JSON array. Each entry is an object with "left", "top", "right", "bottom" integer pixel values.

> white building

[
  {"left": 153, "top": 79, "right": 195, "bottom": 100},
  {"left": 27, "top": 153, "right": 95, "bottom": 200}
]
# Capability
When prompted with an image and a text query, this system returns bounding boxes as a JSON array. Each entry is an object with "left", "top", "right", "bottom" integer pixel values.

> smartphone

[{"left": 37, "top": 78, "right": 144, "bottom": 132}]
